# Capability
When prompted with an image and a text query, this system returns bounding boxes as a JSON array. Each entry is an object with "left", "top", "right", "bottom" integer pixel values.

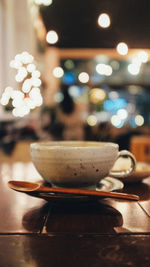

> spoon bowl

[
  {"left": 8, "top": 180, "right": 139, "bottom": 201},
  {"left": 8, "top": 180, "right": 40, "bottom": 192}
]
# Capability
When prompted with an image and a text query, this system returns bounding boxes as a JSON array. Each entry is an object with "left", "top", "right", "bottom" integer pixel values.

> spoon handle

[{"left": 39, "top": 185, "right": 139, "bottom": 201}]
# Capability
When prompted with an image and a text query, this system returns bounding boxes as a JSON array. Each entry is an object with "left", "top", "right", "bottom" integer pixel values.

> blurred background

[{"left": 0, "top": 0, "right": 150, "bottom": 162}]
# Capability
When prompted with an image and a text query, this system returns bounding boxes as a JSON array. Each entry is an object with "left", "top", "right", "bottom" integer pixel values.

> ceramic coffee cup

[{"left": 30, "top": 141, "right": 136, "bottom": 188}]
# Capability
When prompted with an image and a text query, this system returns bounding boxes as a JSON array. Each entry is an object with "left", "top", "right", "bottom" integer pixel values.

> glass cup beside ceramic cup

[{"left": 30, "top": 141, "right": 136, "bottom": 189}]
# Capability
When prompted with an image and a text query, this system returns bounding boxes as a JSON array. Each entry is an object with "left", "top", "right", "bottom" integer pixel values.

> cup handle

[{"left": 109, "top": 150, "right": 136, "bottom": 178}]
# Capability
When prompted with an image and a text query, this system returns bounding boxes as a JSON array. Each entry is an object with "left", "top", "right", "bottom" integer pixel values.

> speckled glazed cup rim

[{"left": 30, "top": 141, "right": 119, "bottom": 150}]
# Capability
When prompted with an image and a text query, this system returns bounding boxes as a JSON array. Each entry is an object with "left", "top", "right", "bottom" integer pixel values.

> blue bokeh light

[
  {"left": 104, "top": 98, "right": 127, "bottom": 112},
  {"left": 62, "top": 72, "right": 76, "bottom": 85},
  {"left": 129, "top": 117, "right": 137, "bottom": 128},
  {"left": 68, "top": 85, "right": 82, "bottom": 99}
]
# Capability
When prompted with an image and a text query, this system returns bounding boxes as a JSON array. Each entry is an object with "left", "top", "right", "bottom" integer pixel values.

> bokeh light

[
  {"left": 111, "top": 115, "right": 122, "bottom": 127},
  {"left": 108, "top": 91, "right": 119, "bottom": 99},
  {"left": 90, "top": 88, "right": 106, "bottom": 104},
  {"left": 135, "top": 115, "right": 144, "bottom": 126},
  {"left": 127, "top": 85, "right": 143, "bottom": 95},
  {"left": 68, "top": 85, "right": 82, "bottom": 99},
  {"left": 116, "top": 42, "right": 128, "bottom": 55},
  {"left": 46, "top": 30, "right": 58, "bottom": 44},
  {"left": 96, "top": 63, "right": 112, "bottom": 76},
  {"left": 87, "top": 115, "right": 97, "bottom": 126},
  {"left": 0, "top": 51, "right": 43, "bottom": 117},
  {"left": 34, "top": 0, "right": 53, "bottom": 6},
  {"left": 27, "top": 63, "right": 36, "bottom": 73},
  {"left": 126, "top": 103, "right": 136, "bottom": 113},
  {"left": 54, "top": 92, "right": 64, "bottom": 103},
  {"left": 137, "top": 51, "right": 148, "bottom": 63},
  {"left": 62, "top": 72, "right": 76, "bottom": 85},
  {"left": 32, "top": 70, "right": 41, "bottom": 78},
  {"left": 15, "top": 67, "right": 28, "bottom": 82},
  {"left": 110, "top": 60, "right": 120, "bottom": 70},
  {"left": 22, "top": 79, "right": 32, "bottom": 93},
  {"left": 64, "top": 60, "right": 74, "bottom": 69},
  {"left": 98, "top": 13, "right": 111, "bottom": 28},
  {"left": 53, "top": 66, "right": 64, "bottom": 78},
  {"left": 104, "top": 98, "right": 127, "bottom": 112},
  {"left": 117, "top": 109, "right": 128, "bottom": 120},
  {"left": 128, "top": 64, "right": 140, "bottom": 75},
  {"left": 78, "top": 72, "right": 89, "bottom": 83}
]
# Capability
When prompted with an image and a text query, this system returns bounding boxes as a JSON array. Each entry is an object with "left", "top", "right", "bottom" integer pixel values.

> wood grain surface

[{"left": 0, "top": 162, "right": 150, "bottom": 266}]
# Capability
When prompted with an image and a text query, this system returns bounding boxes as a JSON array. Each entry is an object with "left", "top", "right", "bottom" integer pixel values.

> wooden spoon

[{"left": 8, "top": 180, "right": 139, "bottom": 201}]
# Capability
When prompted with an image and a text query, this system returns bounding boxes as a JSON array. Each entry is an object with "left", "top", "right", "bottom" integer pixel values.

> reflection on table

[{"left": 0, "top": 161, "right": 150, "bottom": 266}]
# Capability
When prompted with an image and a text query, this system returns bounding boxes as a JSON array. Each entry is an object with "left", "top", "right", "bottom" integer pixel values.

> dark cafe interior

[{"left": 1, "top": 0, "right": 150, "bottom": 266}]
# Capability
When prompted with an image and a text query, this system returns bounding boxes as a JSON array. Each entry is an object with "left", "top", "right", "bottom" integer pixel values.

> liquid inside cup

[{"left": 31, "top": 141, "right": 118, "bottom": 148}]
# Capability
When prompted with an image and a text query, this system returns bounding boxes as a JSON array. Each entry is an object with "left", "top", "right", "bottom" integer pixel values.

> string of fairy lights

[{"left": 0, "top": 52, "right": 43, "bottom": 117}]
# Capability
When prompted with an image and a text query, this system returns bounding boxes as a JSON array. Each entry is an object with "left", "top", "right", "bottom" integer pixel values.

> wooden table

[{"left": 0, "top": 162, "right": 150, "bottom": 267}]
